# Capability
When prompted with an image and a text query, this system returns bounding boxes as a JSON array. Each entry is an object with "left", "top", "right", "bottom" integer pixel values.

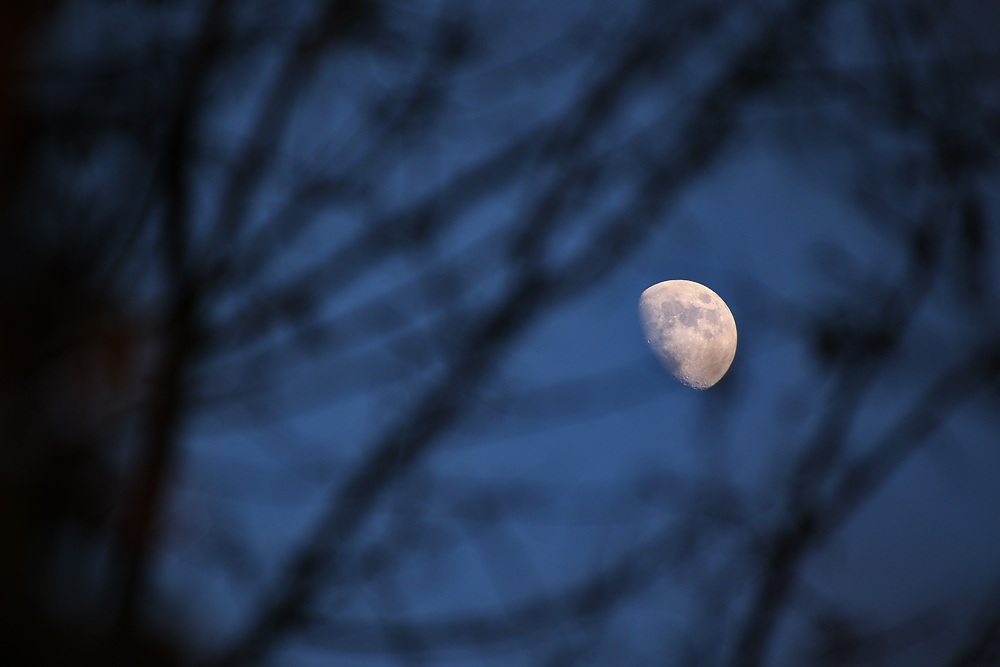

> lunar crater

[{"left": 638, "top": 280, "right": 737, "bottom": 390}]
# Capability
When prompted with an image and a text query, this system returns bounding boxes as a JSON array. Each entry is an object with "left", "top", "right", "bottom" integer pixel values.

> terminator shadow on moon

[{"left": 639, "top": 280, "right": 737, "bottom": 390}]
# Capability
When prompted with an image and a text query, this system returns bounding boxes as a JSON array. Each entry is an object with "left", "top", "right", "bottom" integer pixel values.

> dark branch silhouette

[{"left": 1, "top": 0, "right": 998, "bottom": 665}]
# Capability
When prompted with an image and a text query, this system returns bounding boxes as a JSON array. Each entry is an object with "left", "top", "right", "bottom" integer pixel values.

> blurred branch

[
  {"left": 116, "top": 0, "right": 228, "bottom": 636},
  {"left": 296, "top": 521, "right": 692, "bottom": 657},
  {"left": 947, "top": 576, "right": 1000, "bottom": 667},
  {"left": 730, "top": 338, "right": 1000, "bottom": 667},
  {"left": 211, "top": 1, "right": 838, "bottom": 664},
  {"left": 4, "top": 0, "right": 998, "bottom": 665}
]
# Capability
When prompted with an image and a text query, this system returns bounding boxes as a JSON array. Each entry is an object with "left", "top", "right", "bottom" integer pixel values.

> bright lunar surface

[{"left": 639, "top": 280, "right": 737, "bottom": 390}]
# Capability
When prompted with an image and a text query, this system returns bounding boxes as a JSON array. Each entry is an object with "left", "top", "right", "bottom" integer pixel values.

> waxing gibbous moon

[{"left": 639, "top": 280, "right": 737, "bottom": 390}]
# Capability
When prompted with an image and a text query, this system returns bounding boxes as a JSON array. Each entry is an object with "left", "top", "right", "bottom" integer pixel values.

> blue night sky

[{"left": 28, "top": 0, "right": 1000, "bottom": 665}]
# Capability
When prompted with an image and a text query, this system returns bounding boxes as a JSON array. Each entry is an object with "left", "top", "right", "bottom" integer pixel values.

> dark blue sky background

[
  {"left": 164, "top": 2, "right": 1000, "bottom": 664},
  {"left": 20, "top": 0, "right": 1000, "bottom": 664}
]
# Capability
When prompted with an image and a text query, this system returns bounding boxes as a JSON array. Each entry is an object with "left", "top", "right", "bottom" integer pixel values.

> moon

[{"left": 638, "top": 280, "right": 737, "bottom": 390}]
